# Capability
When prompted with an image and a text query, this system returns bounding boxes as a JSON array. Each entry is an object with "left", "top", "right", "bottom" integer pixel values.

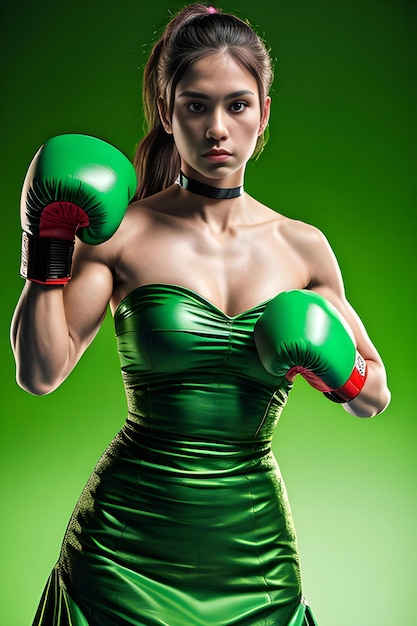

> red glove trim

[{"left": 324, "top": 352, "right": 367, "bottom": 403}]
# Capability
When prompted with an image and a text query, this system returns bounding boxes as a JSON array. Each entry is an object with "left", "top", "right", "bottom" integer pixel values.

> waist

[
  {"left": 122, "top": 371, "right": 290, "bottom": 443},
  {"left": 119, "top": 418, "right": 274, "bottom": 477}
]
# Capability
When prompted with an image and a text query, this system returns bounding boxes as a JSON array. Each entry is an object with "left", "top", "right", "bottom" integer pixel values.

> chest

[{"left": 113, "top": 221, "right": 308, "bottom": 317}]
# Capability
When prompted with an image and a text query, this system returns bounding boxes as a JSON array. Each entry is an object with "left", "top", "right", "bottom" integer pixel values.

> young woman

[{"left": 11, "top": 4, "right": 390, "bottom": 625}]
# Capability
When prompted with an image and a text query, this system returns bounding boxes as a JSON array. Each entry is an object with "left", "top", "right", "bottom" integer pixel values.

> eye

[
  {"left": 230, "top": 101, "right": 248, "bottom": 113},
  {"left": 187, "top": 102, "right": 206, "bottom": 113}
]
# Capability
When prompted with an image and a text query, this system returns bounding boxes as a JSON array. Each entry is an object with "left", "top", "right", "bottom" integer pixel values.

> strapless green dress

[{"left": 33, "top": 284, "right": 318, "bottom": 626}]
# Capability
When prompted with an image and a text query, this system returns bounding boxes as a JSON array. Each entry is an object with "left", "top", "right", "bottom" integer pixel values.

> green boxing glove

[
  {"left": 20, "top": 133, "right": 138, "bottom": 284},
  {"left": 254, "top": 289, "right": 367, "bottom": 403}
]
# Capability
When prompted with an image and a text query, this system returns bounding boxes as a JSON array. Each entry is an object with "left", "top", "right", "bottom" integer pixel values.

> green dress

[{"left": 33, "top": 283, "right": 318, "bottom": 626}]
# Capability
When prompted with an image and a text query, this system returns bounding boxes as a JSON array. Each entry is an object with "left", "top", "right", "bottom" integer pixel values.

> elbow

[
  {"left": 374, "top": 387, "right": 392, "bottom": 416},
  {"left": 15, "top": 368, "right": 62, "bottom": 396},
  {"left": 342, "top": 357, "right": 391, "bottom": 418},
  {"left": 16, "top": 377, "right": 55, "bottom": 396},
  {"left": 12, "top": 345, "right": 69, "bottom": 396},
  {"left": 343, "top": 385, "right": 391, "bottom": 418}
]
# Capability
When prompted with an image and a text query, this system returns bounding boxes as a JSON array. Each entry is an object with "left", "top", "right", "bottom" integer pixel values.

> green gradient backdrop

[{"left": 0, "top": 1, "right": 415, "bottom": 624}]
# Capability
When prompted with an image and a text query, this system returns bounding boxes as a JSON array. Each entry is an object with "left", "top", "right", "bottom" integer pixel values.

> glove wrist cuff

[
  {"left": 324, "top": 351, "right": 367, "bottom": 403},
  {"left": 20, "top": 232, "right": 74, "bottom": 284}
]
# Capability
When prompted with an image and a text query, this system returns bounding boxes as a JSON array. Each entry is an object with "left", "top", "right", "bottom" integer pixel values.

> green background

[{"left": 0, "top": 1, "right": 415, "bottom": 624}]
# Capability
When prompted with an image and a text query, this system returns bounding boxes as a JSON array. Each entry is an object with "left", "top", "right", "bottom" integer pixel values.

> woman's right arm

[
  {"left": 11, "top": 133, "right": 137, "bottom": 395},
  {"left": 11, "top": 242, "right": 114, "bottom": 395}
]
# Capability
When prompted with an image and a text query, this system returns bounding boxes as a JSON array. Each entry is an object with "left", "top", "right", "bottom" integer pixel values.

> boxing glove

[
  {"left": 254, "top": 289, "right": 367, "bottom": 403},
  {"left": 20, "top": 133, "right": 137, "bottom": 284}
]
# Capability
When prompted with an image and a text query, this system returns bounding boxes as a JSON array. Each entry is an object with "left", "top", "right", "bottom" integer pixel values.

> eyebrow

[{"left": 177, "top": 89, "right": 256, "bottom": 99}]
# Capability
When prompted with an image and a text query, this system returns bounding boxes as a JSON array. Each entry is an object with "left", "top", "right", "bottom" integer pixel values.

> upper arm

[{"left": 302, "top": 226, "right": 381, "bottom": 363}]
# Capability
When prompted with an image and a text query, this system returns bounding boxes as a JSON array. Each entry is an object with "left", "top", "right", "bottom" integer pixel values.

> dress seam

[{"left": 245, "top": 475, "right": 273, "bottom": 607}]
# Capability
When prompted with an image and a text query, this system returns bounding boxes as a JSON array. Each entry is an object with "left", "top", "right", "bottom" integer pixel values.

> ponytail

[{"left": 133, "top": 38, "right": 180, "bottom": 200}]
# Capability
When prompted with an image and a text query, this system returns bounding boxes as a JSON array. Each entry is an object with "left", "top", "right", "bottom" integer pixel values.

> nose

[{"left": 206, "top": 108, "right": 229, "bottom": 141}]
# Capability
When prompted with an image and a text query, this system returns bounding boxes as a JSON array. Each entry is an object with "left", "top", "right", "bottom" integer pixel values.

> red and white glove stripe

[{"left": 324, "top": 352, "right": 367, "bottom": 403}]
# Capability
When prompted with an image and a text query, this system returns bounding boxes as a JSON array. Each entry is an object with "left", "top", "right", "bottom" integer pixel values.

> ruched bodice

[
  {"left": 34, "top": 284, "right": 317, "bottom": 626},
  {"left": 114, "top": 283, "right": 292, "bottom": 444}
]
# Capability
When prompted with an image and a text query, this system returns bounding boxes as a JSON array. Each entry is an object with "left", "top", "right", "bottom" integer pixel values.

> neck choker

[{"left": 176, "top": 171, "right": 244, "bottom": 199}]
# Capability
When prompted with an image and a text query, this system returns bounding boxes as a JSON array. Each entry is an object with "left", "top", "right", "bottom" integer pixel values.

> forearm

[
  {"left": 342, "top": 360, "right": 391, "bottom": 418},
  {"left": 11, "top": 282, "right": 75, "bottom": 395}
]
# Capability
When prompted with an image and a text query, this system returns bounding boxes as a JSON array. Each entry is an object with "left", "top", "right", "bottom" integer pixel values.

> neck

[{"left": 176, "top": 170, "right": 244, "bottom": 200}]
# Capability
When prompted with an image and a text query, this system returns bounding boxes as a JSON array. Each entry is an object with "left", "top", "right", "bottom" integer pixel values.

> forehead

[{"left": 175, "top": 52, "right": 259, "bottom": 97}]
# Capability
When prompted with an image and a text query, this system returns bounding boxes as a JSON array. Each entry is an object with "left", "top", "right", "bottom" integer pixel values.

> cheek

[
  {"left": 172, "top": 126, "right": 192, "bottom": 153},
  {"left": 172, "top": 119, "right": 201, "bottom": 154},
  {"left": 238, "top": 117, "right": 263, "bottom": 146}
]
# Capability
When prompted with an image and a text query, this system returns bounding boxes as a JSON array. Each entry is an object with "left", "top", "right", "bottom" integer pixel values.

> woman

[{"left": 11, "top": 4, "right": 390, "bottom": 625}]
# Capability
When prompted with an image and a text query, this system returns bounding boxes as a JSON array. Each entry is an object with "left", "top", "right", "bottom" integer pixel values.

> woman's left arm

[{"left": 305, "top": 226, "right": 391, "bottom": 417}]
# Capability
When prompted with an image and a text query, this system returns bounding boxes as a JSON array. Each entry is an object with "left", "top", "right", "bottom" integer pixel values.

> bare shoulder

[
  {"left": 71, "top": 193, "right": 159, "bottom": 272},
  {"left": 250, "top": 197, "right": 327, "bottom": 248},
  {"left": 277, "top": 213, "right": 326, "bottom": 248},
  {"left": 249, "top": 199, "right": 343, "bottom": 290},
  {"left": 96, "top": 189, "right": 173, "bottom": 256},
  {"left": 278, "top": 214, "right": 344, "bottom": 292}
]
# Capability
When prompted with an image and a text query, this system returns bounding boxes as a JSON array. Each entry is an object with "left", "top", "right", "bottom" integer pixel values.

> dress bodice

[{"left": 114, "top": 283, "right": 292, "bottom": 445}]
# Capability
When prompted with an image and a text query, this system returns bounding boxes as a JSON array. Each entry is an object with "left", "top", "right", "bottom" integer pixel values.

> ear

[
  {"left": 258, "top": 96, "right": 271, "bottom": 136},
  {"left": 158, "top": 97, "right": 173, "bottom": 134}
]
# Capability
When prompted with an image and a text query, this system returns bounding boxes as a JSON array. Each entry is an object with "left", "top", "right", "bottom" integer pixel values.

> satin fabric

[{"left": 33, "top": 283, "right": 318, "bottom": 625}]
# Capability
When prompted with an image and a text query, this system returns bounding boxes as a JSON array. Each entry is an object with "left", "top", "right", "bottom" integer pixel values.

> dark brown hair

[{"left": 134, "top": 4, "right": 274, "bottom": 199}]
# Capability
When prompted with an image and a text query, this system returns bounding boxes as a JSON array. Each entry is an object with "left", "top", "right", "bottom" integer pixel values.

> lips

[
  {"left": 203, "top": 149, "right": 231, "bottom": 162},
  {"left": 203, "top": 149, "right": 231, "bottom": 157}
]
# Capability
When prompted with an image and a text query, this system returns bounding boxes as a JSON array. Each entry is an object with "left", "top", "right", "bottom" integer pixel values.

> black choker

[{"left": 176, "top": 171, "right": 244, "bottom": 199}]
